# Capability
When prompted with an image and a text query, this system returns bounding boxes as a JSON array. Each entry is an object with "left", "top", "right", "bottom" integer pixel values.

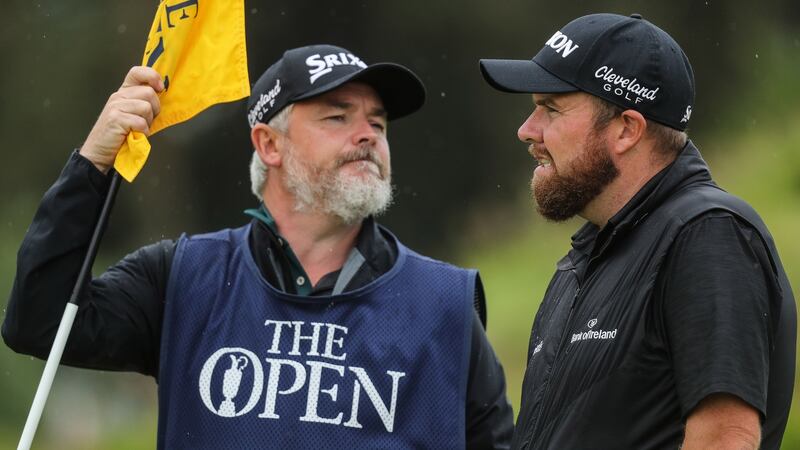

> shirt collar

[
  {"left": 244, "top": 203, "right": 395, "bottom": 295},
  {"left": 244, "top": 203, "right": 312, "bottom": 294}
]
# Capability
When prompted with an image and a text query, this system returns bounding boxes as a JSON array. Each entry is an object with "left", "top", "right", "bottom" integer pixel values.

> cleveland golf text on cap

[{"left": 480, "top": 13, "right": 695, "bottom": 131}]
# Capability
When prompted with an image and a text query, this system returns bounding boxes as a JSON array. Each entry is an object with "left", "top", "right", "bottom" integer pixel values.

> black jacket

[{"left": 512, "top": 142, "right": 796, "bottom": 449}]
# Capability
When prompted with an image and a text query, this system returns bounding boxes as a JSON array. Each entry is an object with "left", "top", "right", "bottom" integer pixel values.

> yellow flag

[{"left": 115, "top": 0, "right": 250, "bottom": 182}]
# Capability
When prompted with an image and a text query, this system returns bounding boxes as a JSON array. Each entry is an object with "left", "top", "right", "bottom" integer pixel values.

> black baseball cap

[
  {"left": 480, "top": 13, "right": 695, "bottom": 131},
  {"left": 247, "top": 44, "right": 426, "bottom": 127}
]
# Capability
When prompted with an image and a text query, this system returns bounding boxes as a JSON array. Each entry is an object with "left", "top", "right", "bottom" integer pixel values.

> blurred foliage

[{"left": 1, "top": 0, "right": 799, "bottom": 448}]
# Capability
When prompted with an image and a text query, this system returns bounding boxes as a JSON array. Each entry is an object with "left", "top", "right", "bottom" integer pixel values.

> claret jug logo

[{"left": 199, "top": 320, "right": 406, "bottom": 433}]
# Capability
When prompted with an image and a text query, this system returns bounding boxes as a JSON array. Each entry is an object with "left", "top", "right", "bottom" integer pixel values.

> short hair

[
  {"left": 590, "top": 96, "right": 687, "bottom": 158},
  {"left": 249, "top": 104, "right": 294, "bottom": 201}
]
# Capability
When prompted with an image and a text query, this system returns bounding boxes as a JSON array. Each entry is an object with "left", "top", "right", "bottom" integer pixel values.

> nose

[{"left": 517, "top": 109, "right": 543, "bottom": 145}]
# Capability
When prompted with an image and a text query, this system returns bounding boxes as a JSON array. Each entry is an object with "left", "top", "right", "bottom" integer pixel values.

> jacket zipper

[
  {"left": 524, "top": 280, "right": 581, "bottom": 448},
  {"left": 525, "top": 235, "right": 616, "bottom": 448}
]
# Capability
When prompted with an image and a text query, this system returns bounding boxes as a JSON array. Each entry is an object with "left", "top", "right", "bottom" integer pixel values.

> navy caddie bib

[{"left": 157, "top": 224, "right": 474, "bottom": 449}]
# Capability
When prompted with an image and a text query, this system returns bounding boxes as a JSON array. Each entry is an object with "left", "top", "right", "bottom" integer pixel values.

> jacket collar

[{"left": 569, "top": 140, "right": 715, "bottom": 260}]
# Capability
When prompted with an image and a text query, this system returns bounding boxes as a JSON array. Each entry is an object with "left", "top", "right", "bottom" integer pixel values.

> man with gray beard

[{"left": 4, "top": 45, "right": 513, "bottom": 449}]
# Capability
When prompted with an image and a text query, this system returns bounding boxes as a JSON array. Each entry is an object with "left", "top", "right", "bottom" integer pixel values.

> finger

[
  {"left": 109, "top": 110, "right": 151, "bottom": 136},
  {"left": 116, "top": 85, "right": 162, "bottom": 117},
  {"left": 121, "top": 66, "right": 164, "bottom": 92},
  {"left": 83, "top": 109, "right": 150, "bottom": 158},
  {"left": 112, "top": 98, "right": 157, "bottom": 126}
]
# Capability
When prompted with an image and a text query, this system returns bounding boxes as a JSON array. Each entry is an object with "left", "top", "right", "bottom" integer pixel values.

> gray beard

[{"left": 282, "top": 145, "right": 393, "bottom": 225}]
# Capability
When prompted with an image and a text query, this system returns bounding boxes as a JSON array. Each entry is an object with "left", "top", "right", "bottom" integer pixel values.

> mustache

[
  {"left": 335, "top": 146, "right": 386, "bottom": 174},
  {"left": 528, "top": 143, "right": 551, "bottom": 164}
]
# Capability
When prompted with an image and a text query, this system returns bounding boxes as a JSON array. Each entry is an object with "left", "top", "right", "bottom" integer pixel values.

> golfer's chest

[{"left": 528, "top": 269, "right": 654, "bottom": 388}]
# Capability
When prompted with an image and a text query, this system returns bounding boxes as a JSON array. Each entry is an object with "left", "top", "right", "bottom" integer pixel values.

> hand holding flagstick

[
  {"left": 80, "top": 67, "right": 164, "bottom": 174},
  {"left": 18, "top": 0, "right": 249, "bottom": 448},
  {"left": 18, "top": 65, "right": 165, "bottom": 450}
]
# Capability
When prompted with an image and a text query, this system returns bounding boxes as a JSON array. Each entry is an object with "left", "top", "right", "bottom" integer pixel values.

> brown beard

[{"left": 532, "top": 129, "right": 619, "bottom": 222}]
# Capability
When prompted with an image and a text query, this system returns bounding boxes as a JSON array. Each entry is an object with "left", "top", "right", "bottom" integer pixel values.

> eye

[
  {"left": 325, "top": 114, "right": 346, "bottom": 122},
  {"left": 541, "top": 103, "right": 558, "bottom": 114},
  {"left": 370, "top": 121, "right": 386, "bottom": 132}
]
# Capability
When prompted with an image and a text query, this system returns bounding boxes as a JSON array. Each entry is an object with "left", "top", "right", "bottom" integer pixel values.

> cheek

[
  {"left": 374, "top": 139, "right": 390, "bottom": 159},
  {"left": 543, "top": 123, "right": 589, "bottom": 166}
]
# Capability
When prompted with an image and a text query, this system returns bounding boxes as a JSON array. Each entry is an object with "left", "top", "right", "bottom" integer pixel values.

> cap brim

[
  {"left": 294, "top": 63, "right": 426, "bottom": 121},
  {"left": 479, "top": 59, "right": 577, "bottom": 93}
]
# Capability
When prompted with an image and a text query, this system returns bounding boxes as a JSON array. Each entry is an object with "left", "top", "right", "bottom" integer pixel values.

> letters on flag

[{"left": 115, "top": 0, "right": 250, "bottom": 182}]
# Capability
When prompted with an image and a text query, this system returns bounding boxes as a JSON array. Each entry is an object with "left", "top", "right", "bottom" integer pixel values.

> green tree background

[{"left": 1, "top": 0, "right": 798, "bottom": 447}]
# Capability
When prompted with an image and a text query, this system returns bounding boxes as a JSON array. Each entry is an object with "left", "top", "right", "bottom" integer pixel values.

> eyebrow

[
  {"left": 322, "top": 99, "right": 387, "bottom": 119},
  {"left": 533, "top": 94, "right": 558, "bottom": 107}
]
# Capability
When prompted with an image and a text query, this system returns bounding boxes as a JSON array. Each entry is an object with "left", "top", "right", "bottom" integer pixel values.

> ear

[
  {"left": 250, "top": 123, "right": 284, "bottom": 168},
  {"left": 609, "top": 109, "right": 646, "bottom": 156}
]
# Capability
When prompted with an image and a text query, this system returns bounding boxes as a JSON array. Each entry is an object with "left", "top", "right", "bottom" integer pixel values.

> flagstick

[{"left": 18, "top": 171, "right": 123, "bottom": 450}]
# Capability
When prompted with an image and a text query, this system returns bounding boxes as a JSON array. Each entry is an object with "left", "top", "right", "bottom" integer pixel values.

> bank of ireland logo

[
  {"left": 570, "top": 318, "right": 617, "bottom": 344},
  {"left": 199, "top": 347, "right": 264, "bottom": 417}
]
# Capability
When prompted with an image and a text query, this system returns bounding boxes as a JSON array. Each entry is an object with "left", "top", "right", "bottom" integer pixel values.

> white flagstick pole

[
  {"left": 18, "top": 171, "right": 123, "bottom": 450},
  {"left": 17, "top": 303, "right": 79, "bottom": 450}
]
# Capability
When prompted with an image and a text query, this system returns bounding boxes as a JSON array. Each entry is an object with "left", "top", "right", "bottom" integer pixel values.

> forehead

[
  {"left": 532, "top": 91, "right": 595, "bottom": 106},
  {"left": 298, "top": 82, "right": 385, "bottom": 111}
]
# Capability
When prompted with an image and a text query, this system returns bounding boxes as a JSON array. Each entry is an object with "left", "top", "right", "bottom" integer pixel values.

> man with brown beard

[
  {"left": 4, "top": 45, "right": 513, "bottom": 449},
  {"left": 480, "top": 13, "right": 796, "bottom": 450}
]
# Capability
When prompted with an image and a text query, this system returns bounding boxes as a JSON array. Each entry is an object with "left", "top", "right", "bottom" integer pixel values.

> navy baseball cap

[
  {"left": 480, "top": 13, "right": 695, "bottom": 131},
  {"left": 247, "top": 44, "right": 426, "bottom": 127}
]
